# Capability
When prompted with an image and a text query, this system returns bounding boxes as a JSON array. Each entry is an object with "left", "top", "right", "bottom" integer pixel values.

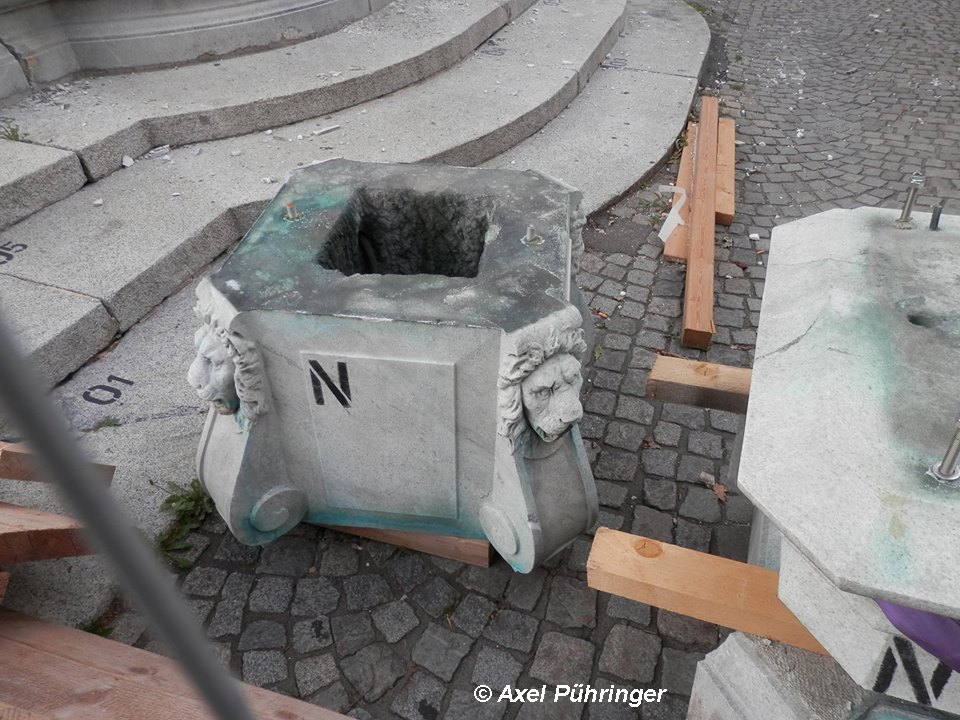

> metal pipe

[{"left": 0, "top": 314, "right": 256, "bottom": 720}]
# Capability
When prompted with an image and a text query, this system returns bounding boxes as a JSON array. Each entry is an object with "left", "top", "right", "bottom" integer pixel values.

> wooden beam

[
  {"left": 663, "top": 122, "right": 698, "bottom": 263},
  {"left": 681, "top": 96, "right": 720, "bottom": 349},
  {"left": 0, "top": 609, "right": 349, "bottom": 720},
  {"left": 0, "top": 700, "right": 48, "bottom": 720},
  {"left": 0, "top": 573, "right": 8, "bottom": 605},
  {"left": 326, "top": 525, "right": 491, "bottom": 567},
  {"left": 645, "top": 355, "right": 751, "bottom": 413},
  {"left": 0, "top": 503, "right": 91, "bottom": 565},
  {"left": 0, "top": 444, "right": 114, "bottom": 485},
  {"left": 587, "top": 528, "right": 827, "bottom": 655},
  {"left": 715, "top": 117, "right": 736, "bottom": 225}
]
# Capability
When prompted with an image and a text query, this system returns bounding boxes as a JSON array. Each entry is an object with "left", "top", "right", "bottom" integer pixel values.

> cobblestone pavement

[{"left": 103, "top": 1, "right": 960, "bottom": 718}]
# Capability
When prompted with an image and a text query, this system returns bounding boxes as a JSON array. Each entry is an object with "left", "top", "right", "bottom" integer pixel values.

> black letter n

[{"left": 309, "top": 361, "right": 351, "bottom": 408}]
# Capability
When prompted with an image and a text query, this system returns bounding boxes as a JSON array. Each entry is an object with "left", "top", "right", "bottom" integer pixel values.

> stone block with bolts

[{"left": 188, "top": 160, "right": 597, "bottom": 571}]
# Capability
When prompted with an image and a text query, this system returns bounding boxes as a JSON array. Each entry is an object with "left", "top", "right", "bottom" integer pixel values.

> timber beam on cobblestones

[
  {"left": 0, "top": 609, "right": 350, "bottom": 720},
  {"left": 586, "top": 528, "right": 827, "bottom": 656},
  {"left": 325, "top": 525, "right": 491, "bottom": 567},
  {"left": 645, "top": 355, "right": 751, "bottom": 413},
  {"left": 682, "top": 96, "right": 720, "bottom": 349},
  {"left": 664, "top": 122, "right": 699, "bottom": 263}
]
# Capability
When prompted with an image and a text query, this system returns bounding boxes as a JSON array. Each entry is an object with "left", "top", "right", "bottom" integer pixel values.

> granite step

[
  {"left": 0, "top": 0, "right": 534, "bottom": 227},
  {"left": 0, "top": 139, "right": 86, "bottom": 229},
  {"left": 487, "top": 0, "right": 709, "bottom": 215}
]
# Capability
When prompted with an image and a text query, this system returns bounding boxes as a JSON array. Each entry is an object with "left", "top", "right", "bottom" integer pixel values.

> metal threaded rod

[{"left": 929, "top": 415, "right": 960, "bottom": 483}]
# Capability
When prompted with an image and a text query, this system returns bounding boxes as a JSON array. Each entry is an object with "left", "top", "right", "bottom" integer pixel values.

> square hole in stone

[{"left": 318, "top": 188, "right": 492, "bottom": 278}]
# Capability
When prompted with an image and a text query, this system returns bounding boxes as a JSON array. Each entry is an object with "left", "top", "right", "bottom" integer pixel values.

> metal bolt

[
  {"left": 522, "top": 224, "right": 543, "bottom": 245},
  {"left": 896, "top": 172, "right": 925, "bottom": 229},
  {"left": 285, "top": 202, "right": 299, "bottom": 221},
  {"left": 930, "top": 200, "right": 945, "bottom": 231},
  {"left": 928, "top": 413, "right": 960, "bottom": 483}
]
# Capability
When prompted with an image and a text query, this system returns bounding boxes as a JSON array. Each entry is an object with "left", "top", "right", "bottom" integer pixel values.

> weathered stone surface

[
  {"left": 661, "top": 647, "right": 704, "bottom": 696},
  {"left": 482, "top": 609, "right": 540, "bottom": 653},
  {"left": 445, "top": 689, "right": 508, "bottom": 720},
  {"left": 391, "top": 672, "right": 447, "bottom": 720},
  {"left": 643, "top": 478, "right": 677, "bottom": 511},
  {"left": 295, "top": 654, "right": 339, "bottom": 696},
  {"left": 385, "top": 552, "right": 431, "bottom": 592},
  {"left": 545, "top": 576, "right": 597, "bottom": 629},
  {"left": 459, "top": 564, "right": 512, "bottom": 600},
  {"left": 471, "top": 645, "right": 523, "bottom": 688},
  {"left": 0, "top": 276, "right": 118, "bottom": 388},
  {"left": 606, "top": 595, "right": 651, "bottom": 626},
  {"left": 292, "top": 577, "right": 341, "bottom": 617},
  {"left": 371, "top": 600, "right": 420, "bottom": 643},
  {"left": 207, "top": 573, "right": 254, "bottom": 637},
  {"left": 641, "top": 448, "right": 678, "bottom": 478},
  {"left": 675, "top": 519, "right": 711, "bottom": 553},
  {"left": 505, "top": 568, "right": 546, "bottom": 611},
  {"left": 318, "top": 542, "right": 359, "bottom": 577},
  {"left": 343, "top": 575, "right": 393, "bottom": 611},
  {"left": 412, "top": 623, "right": 473, "bottom": 681},
  {"left": 631, "top": 506, "right": 673, "bottom": 542},
  {"left": 530, "top": 632, "right": 595, "bottom": 685},
  {"left": 452, "top": 594, "right": 497, "bottom": 638},
  {"left": 292, "top": 617, "right": 333, "bottom": 654},
  {"left": 331, "top": 612, "right": 375, "bottom": 657},
  {"left": 256, "top": 536, "right": 316, "bottom": 576},
  {"left": 238, "top": 619, "right": 287, "bottom": 651},
  {"left": 340, "top": 643, "right": 405, "bottom": 701},
  {"left": 410, "top": 576, "right": 459, "bottom": 618},
  {"left": 248, "top": 575, "right": 295, "bottom": 614},
  {"left": 598, "top": 624, "right": 661, "bottom": 683},
  {"left": 181, "top": 567, "right": 228, "bottom": 597},
  {"left": 657, "top": 610, "right": 719, "bottom": 653},
  {"left": 242, "top": 649, "right": 288, "bottom": 686},
  {"left": 679, "top": 487, "right": 721, "bottom": 523}
]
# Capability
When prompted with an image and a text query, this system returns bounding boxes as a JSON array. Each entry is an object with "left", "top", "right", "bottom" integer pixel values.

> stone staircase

[{"left": 0, "top": 0, "right": 708, "bottom": 388}]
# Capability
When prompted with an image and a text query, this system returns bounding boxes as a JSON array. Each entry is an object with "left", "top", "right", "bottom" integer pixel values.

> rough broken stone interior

[
  {"left": 319, "top": 188, "right": 491, "bottom": 278},
  {"left": 1, "top": 1, "right": 958, "bottom": 719}
]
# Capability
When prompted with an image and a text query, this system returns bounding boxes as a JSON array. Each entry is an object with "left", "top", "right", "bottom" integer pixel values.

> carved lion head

[
  {"left": 188, "top": 324, "right": 240, "bottom": 415},
  {"left": 498, "top": 316, "right": 587, "bottom": 451}
]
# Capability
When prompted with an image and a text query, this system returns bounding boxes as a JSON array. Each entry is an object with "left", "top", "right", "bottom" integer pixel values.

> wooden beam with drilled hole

[
  {"left": 645, "top": 355, "right": 751, "bottom": 413},
  {"left": 681, "top": 96, "right": 719, "bottom": 349},
  {"left": 663, "top": 122, "right": 698, "bottom": 263},
  {"left": 0, "top": 443, "right": 114, "bottom": 485},
  {"left": 0, "top": 609, "right": 350, "bottom": 720},
  {"left": 716, "top": 117, "right": 736, "bottom": 225},
  {"left": 326, "top": 525, "right": 491, "bottom": 567},
  {"left": 587, "top": 528, "right": 828, "bottom": 655}
]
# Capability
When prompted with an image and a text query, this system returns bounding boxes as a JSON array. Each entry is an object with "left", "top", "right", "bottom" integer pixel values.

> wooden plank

[
  {"left": 0, "top": 503, "right": 90, "bottom": 564},
  {"left": 0, "top": 609, "right": 348, "bottom": 720},
  {"left": 645, "top": 355, "right": 751, "bottom": 413},
  {"left": 663, "top": 122, "right": 698, "bottom": 263},
  {"left": 0, "top": 443, "right": 115, "bottom": 485},
  {"left": 587, "top": 528, "right": 827, "bottom": 655},
  {"left": 0, "top": 701, "right": 48, "bottom": 720},
  {"left": 682, "top": 96, "right": 719, "bottom": 349},
  {"left": 0, "top": 573, "right": 8, "bottom": 604},
  {"left": 715, "top": 117, "right": 736, "bottom": 225},
  {"left": 327, "top": 525, "right": 491, "bottom": 567}
]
